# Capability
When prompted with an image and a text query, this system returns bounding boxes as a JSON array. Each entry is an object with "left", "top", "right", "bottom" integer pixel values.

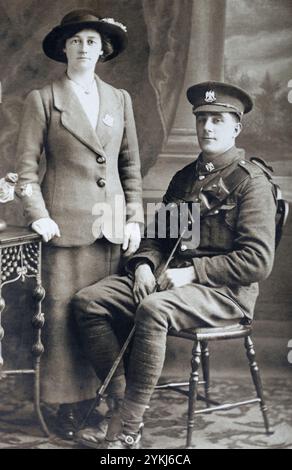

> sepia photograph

[{"left": 0, "top": 0, "right": 291, "bottom": 452}]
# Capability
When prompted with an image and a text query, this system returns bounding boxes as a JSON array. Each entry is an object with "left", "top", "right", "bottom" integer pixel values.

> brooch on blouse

[{"left": 102, "top": 114, "right": 114, "bottom": 127}]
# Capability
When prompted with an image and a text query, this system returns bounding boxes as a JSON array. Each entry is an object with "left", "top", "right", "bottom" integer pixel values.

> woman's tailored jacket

[
  {"left": 16, "top": 74, "right": 144, "bottom": 247},
  {"left": 128, "top": 147, "right": 277, "bottom": 320}
]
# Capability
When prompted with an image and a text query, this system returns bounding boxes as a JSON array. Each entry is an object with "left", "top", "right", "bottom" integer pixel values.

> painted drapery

[{"left": 142, "top": 0, "right": 193, "bottom": 140}]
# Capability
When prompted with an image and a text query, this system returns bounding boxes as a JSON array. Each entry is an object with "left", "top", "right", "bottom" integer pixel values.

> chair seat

[{"left": 168, "top": 323, "right": 252, "bottom": 342}]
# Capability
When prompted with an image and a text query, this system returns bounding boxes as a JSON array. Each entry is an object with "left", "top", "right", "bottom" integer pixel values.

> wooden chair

[{"left": 155, "top": 198, "right": 289, "bottom": 448}]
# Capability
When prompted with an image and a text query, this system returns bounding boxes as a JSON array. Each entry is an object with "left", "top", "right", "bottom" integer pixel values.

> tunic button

[
  {"left": 180, "top": 244, "right": 188, "bottom": 252},
  {"left": 96, "top": 156, "right": 106, "bottom": 164},
  {"left": 97, "top": 178, "right": 106, "bottom": 188},
  {"left": 199, "top": 175, "right": 205, "bottom": 181},
  {"left": 214, "top": 210, "right": 219, "bottom": 215}
]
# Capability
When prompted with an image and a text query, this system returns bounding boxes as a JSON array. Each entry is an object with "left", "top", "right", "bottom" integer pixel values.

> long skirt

[{"left": 40, "top": 239, "right": 121, "bottom": 404}]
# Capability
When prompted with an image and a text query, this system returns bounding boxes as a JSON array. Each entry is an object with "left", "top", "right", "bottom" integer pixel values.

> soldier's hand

[
  {"left": 157, "top": 267, "right": 196, "bottom": 291},
  {"left": 133, "top": 264, "right": 156, "bottom": 304},
  {"left": 31, "top": 217, "right": 61, "bottom": 243}
]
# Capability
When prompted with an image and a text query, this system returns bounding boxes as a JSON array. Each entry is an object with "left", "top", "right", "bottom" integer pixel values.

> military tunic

[{"left": 127, "top": 146, "right": 277, "bottom": 320}]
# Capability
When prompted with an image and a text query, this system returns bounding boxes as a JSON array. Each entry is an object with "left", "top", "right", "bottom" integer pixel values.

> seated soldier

[{"left": 73, "top": 81, "right": 276, "bottom": 449}]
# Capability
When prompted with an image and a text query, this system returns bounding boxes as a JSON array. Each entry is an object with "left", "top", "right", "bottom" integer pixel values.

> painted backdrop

[{"left": 0, "top": 0, "right": 291, "bottom": 381}]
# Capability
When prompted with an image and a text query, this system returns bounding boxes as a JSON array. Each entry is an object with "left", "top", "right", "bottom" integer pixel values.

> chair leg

[
  {"left": 244, "top": 335, "right": 274, "bottom": 435},
  {"left": 186, "top": 340, "right": 201, "bottom": 448},
  {"left": 201, "top": 341, "right": 210, "bottom": 408}
]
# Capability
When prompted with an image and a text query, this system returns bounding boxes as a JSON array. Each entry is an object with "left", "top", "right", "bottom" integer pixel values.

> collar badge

[{"left": 205, "top": 162, "right": 215, "bottom": 172}]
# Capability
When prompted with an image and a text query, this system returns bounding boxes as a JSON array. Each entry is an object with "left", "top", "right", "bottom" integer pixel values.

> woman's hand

[
  {"left": 31, "top": 217, "right": 61, "bottom": 243},
  {"left": 133, "top": 264, "right": 157, "bottom": 305},
  {"left": 122, "top": 222, "right": 141, "bottom": 257},
  {"left": 157, "top": 267, "right": 196, "bottom": 291}
]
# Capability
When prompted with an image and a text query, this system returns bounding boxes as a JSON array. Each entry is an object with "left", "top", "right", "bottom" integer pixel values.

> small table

[{"left": 0, "top": 226, "right": 50, "bottom": 436}]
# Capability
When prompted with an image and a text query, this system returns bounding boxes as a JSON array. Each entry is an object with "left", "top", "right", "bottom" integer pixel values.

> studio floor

[{"left": 0, "top": 374, "right": 291, "bottom": 450}]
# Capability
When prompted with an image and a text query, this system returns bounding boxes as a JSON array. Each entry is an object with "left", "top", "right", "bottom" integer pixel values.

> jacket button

[
  {"left": 199, "top": 175, "right": 205, "bottom": 181},
  {"left": 97, "top": 178, "right": 106, "bottom": 188},
  {"left": 96, "top": 156, "right": 106, "bottom": 164},
  {"left": 180, "top": 244, "right": 188, "bottom": 252}
]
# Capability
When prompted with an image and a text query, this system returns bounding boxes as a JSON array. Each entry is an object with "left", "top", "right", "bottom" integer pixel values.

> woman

[{"left": 16, "top": 9, "right": 143, "bottom": 439}]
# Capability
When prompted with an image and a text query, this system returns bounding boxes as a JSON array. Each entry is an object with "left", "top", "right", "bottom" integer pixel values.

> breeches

[{"left": 73, "top": 275, "right": 244, "bottom": 429}]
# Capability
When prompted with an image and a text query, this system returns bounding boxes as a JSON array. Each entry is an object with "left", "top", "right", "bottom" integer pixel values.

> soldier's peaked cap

[{"left": 187, "top": 81, "right": 253, "bottom": 117}]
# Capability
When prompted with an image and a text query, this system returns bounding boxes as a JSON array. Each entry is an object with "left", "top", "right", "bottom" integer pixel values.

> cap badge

[
  {"left": 205, "top": 90, "right": 216, "bottom": 103},
  {"left": 205, "top": 162, "right": 215, "bottom": 172}
]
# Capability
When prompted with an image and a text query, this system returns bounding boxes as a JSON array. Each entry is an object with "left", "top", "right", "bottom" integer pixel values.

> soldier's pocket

[
  {"left": 203, "top": 202, "right": 237, "bottom": 248},
  {"left": 221, "top": 202, "right": 238, "bottom": 231}
]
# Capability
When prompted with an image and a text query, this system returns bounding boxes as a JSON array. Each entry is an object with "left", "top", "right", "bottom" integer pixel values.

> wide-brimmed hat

[
  {"left": 187, "top": 81, "right": 253, "bottom": 118},
  {"left": 42, "top": 8, "right": 128, "bottom": 63}
]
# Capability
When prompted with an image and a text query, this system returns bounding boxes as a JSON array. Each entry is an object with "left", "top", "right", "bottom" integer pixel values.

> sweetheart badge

[{"left": 102, "top": 114, "right": 114, "bottom": 127}]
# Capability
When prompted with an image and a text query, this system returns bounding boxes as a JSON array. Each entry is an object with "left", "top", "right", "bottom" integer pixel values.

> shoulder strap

[
  {"left": 249, "top": 156, "right": 282, "bottom": 201},
  {"left": 200, "top": 156, "right": 278, "bottom": 217},
  {"left": 250, "top": 157, "right": 274, "bottom": 178},
  {"left": 210, "top": 156, "right": 276, "bottom": 202},
  {"left": 222, "top": 163, "right": 250, "bottom": 196}
]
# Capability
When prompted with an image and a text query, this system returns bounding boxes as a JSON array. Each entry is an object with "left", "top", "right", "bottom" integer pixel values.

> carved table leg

[
  {"left": 32, "top": 243, "right": 50, "bottom": 437},
  {"left": 0, "top": 248, "right": 4, "bottom": 369},
  {"left": 244, "top": 335, "right": 274, "bottom": 435},
  {"left": 0, "top": 289, "right": 5, "bottom": 369},
  {"left": 186, "top": 340, "right": 201, "bottom": 448}
]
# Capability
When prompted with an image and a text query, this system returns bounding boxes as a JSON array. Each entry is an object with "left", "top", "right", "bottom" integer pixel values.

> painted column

[{"left": 143, "top": 0, "right": 226, "bottom": 201}]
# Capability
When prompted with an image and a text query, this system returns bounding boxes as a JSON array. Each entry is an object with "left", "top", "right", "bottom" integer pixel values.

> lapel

[
  {"left": 52, "top": 74, "right": 107, "bottom": 158},
  {"left": 95, "top": 75, "right": 121, "bottom": 148}
]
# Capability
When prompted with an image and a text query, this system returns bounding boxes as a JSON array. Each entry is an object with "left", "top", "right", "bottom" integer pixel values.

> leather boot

[
  {"left": 76, "top": 396, "right": 123, "bottom": 447},
  {"left": 105, "top": 423, "right": 144, "bottom": 449},
  {"left": 105, "top": 396, "right": 123, "bottom": 440}
]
